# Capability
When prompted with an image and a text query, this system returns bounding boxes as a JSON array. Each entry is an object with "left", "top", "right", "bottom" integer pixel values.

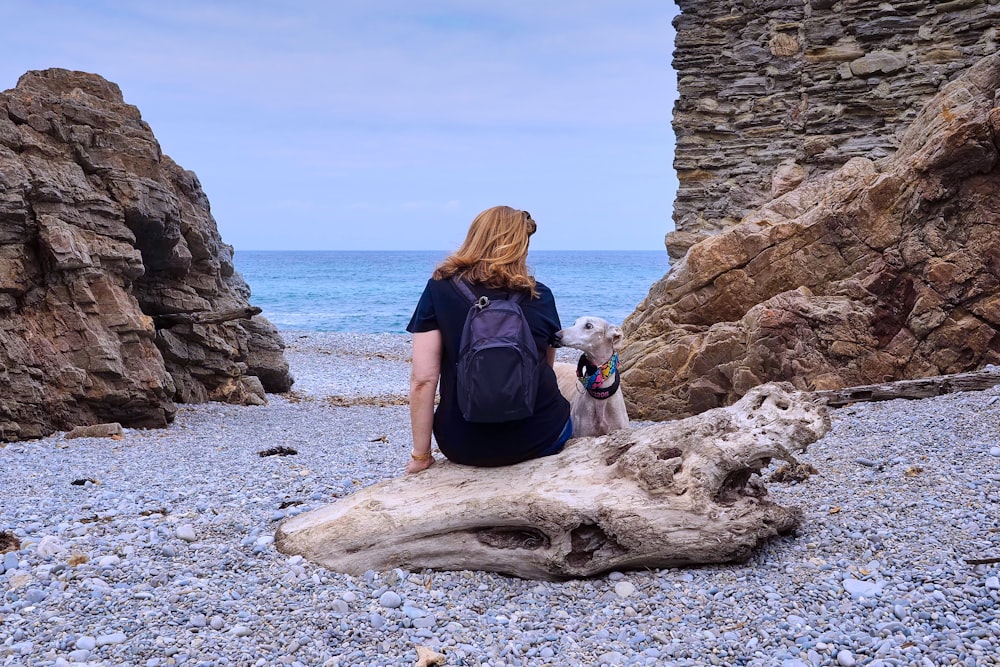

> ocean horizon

[{"left": 234, "top": 250, "right": 670, "bottom": 334}]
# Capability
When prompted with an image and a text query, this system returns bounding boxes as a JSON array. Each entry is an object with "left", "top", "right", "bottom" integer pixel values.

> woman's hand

[{"left": 405, "top": 454, "right": 435, "bottom": 474}]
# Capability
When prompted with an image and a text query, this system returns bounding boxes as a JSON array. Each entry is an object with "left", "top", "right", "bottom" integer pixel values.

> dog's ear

[{"left": 609, "top": 324, "right": 623, "bottom": 348}]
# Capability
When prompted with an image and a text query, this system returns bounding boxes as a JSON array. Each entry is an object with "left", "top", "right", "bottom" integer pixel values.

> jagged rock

[
  {"left": 275, "top": 383, "right": 829, "bottom": 580},
  {"left": 669, "top": 0, "right": 1000, "bottom": 260},
  {"left": 0, "top": 69, "right": 292, "bottom": 441},
  {"left": 622, "top": 51, "right": 1000, "bottom": 421}
]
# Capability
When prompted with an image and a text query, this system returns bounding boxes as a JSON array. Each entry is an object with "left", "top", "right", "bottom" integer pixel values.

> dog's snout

[{"left": 553, "top": 330, "right": 564, "bottom": 348}]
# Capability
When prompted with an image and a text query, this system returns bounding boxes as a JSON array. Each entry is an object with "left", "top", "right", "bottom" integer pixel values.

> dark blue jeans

[{"left": 537, "top": 418, "right": 573, "bottom": 458}]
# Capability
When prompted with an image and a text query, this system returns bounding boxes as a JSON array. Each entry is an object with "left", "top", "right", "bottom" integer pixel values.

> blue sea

[{"left": 233, "top": 251, "right": 670, "bottom": 334}]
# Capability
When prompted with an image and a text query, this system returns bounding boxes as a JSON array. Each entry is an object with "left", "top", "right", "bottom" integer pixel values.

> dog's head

[{"left": 554, "top": 316, "right": 623, "bottom": 358}]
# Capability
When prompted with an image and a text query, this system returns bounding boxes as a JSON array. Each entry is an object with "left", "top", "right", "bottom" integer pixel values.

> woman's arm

[
  {"left": 546, "top": 346, "right": 556, "bottom": 367},
  {"left": 407, "top": 330, "right": 442, "bottom": 473}
]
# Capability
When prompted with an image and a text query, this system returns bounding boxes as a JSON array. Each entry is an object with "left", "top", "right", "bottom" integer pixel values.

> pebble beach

[{"left": 2, "top": 331, "right": 1000, "bottom": 667}]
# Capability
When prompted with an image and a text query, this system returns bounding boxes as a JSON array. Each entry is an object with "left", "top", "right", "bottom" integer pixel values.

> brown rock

[
  {"left": 670, "top": 0, "right": 1000, "bottom": 260},
  {"left": 65, "top": 422, "right": 123, "bottom": 439},
  {"left": 0, "top": 69, "right": 293, "bottom": 441},
  {"left": 622, "top": 52, "right": 1000, "bottom": 421}
]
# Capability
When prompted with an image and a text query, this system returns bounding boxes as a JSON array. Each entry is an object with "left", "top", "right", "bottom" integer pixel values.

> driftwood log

[
  {"left": 812, "top": 367, "right": 1000, "bottom": 407},
  {"left": 275, "top": 383, "right": 830, "bottom": 580}
]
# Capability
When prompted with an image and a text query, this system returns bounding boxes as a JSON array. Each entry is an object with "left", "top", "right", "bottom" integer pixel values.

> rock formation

[
  {"left": 0, "top": 69, "right": 292, "bottom": 441},
  {"left": 670, "top": 0, "right": 1000, "bottom": 260},
  {"left": 276, "top": 383, "right": 829, "bottom": 580},
  {"left": 621, "top": 51, "right": 1000, "bottom": 421}
]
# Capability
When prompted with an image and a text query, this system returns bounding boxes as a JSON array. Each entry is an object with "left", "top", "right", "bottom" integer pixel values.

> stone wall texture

[
  {"left": 668, "top": 0, "right": 1000, "bottom": 260},
  {"left": 620, "top": 50, "right": 1000, "bottom": 421},
  {"left": 0, "top": 69, "right": 292, "bottom": 441}
]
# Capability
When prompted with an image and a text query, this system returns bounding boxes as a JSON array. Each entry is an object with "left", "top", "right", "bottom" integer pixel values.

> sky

[{"left": 2, "top": 1, "right": 679, "bottom": 251}]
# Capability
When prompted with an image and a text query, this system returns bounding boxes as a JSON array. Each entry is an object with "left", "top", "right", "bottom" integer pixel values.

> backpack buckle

[{"left": 475, "top": 296, "right": 490, "bottom": 310}]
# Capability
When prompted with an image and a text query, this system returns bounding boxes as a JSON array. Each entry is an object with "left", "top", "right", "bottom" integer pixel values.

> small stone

[
  {"left": 161, "top": 544, "right": 177, "bottom": 557},
  {"left": 379, "top": 591, "right": 402, "bottom": 608},
  {"left": 837, "top": 649, "right": 857, "bottom": 666},
  {"left": 403, "top": 605, "right": 427, "bottom": 619},
  {"left": 189, "top": 614, "right": 207, "bottom": 628},
  {"left": 98, "top": 554, "right": 120, "bottom": 567},
  {"left": 95, "top": 632, "right": 126, "bottom": 646},
  {"left": 331, "top": 599, "right": 350, "bottom": 614},
  {"left": 614, "top": 581, "right": 636, "bottom": 598},
  {"left": 230, "top": 625, "right": 251, "bottom": 637},
  {"left": 843, "top": 578, "right": 880, "bottom": 597},
  {"left": 75, "top": 636, "right": 97, "bottom": 651},
  {"left": 210, "top": 616, "right": 224, "bottom": 630},
  {"left": 985, "top": 576, "right": 1000, "bottom": 590},
  {"left": 990, "top": 447, "right": 1000, "bottom": 458},
  {"left": 37, "top": 535, "right": 66, "bottom": 557},
  {"left": 597, "top": 650, "right": 625, "bottom": 665},
  {"left": 175, "top": 524, "right": 197, "bottom": 542}
]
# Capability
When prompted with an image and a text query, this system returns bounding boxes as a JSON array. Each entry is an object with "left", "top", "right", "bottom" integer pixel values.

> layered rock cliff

[
  {"left": 669, "top": 0, "right": 1000, "bottom": 260},
  {"left": 0, "top": 69, "right": 292, "bottom": 441},
  {"left": 621, "top": 51, "right": 1000, "bottom": 421}
]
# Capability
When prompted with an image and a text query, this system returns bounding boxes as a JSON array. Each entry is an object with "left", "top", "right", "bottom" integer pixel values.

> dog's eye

[{"left": 584, "top": 322, "right": 593, "bottom": 329}]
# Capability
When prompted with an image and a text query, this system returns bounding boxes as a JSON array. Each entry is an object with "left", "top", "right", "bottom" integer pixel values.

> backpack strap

[
  {"left": 451, "top": 276, "right": 526, "bottom": 304},
  {"left": 451, "top": 276, "right": 479, "bottom": 305}
]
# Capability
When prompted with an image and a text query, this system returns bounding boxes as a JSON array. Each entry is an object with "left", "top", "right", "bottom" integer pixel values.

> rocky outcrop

[
  {"left": 669, "top": 0, "right": 1000, "bottom": 260},
  {"left": 621, "top": 51, "right": 1000, "bottom": 421},
  {"left": 0, "top": 69, "right": 292, "bottom": 441}
]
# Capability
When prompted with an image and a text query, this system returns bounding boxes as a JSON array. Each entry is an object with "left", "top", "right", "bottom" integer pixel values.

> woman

[{"left": 405, "top": 206, "right": 571, "bottom": 473}]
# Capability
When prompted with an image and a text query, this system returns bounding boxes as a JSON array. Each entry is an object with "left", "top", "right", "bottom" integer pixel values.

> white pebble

[
  {"left": 175, "top": 524, "right": 197, "bottom": 542},
  {"left": 36, "top": 535, "right": 66, "bottom": 557},
  {"left": 614, "top": 581, "right": 636, "bottom": 598},
  {"left": 75, "top": 636, "right": 96, "bottom": 651},
  {"left": 230, "top": 625, "right": 251, "bottom": 637},
  {"left": 95, "top": 632, "right": 126, "bottom": 646},
  {"left": 837, "top": 649, "right": 857, "bottom": 666}
]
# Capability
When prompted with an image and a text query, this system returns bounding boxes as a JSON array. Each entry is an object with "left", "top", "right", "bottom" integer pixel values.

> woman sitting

[{"left": 405, "top": 206, "right": 571, "bottom": 473}]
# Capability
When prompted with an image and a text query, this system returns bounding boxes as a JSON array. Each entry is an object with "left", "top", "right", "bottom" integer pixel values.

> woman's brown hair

[{"left": 432, "top": 206, "right": 538, "bottom": 296}]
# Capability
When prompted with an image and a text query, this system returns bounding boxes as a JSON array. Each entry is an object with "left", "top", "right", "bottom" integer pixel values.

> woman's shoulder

[{"left": 532, "top": 280, "right": 554, "bottom": 301}]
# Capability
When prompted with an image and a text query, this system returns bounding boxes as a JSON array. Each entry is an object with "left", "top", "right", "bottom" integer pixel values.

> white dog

[{"left": 553, "top": 316, "right": 629, "bottom": 438}]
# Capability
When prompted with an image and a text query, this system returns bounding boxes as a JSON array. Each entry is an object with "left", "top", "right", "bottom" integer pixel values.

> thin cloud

[{"left": 1, "top": 0, "right": 679, "bottom": 250}]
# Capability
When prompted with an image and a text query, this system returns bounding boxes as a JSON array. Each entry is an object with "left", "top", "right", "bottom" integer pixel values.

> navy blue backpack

[{"left": 452, "top": 277, "right": 540, "bottom": 423}]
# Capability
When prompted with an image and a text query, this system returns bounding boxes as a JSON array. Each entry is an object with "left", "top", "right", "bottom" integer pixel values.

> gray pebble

[
  {"left": 75, "top": 636, "right": 97, "bottom": 651},
  {"left": 379, "top": 591, "right": 402, "bottom": 608},
  {"left": 3, "top": 332, "right": 1000, "bottom": 667},
  {"left": 95, "top": 632, "right": 126, "bottom": 646}
]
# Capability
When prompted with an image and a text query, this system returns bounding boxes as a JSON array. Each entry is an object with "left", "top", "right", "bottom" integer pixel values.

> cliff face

[
  {"left": 669, "top": 0, "right": 1000, "bottom": 260},
  {"left": 621, "top": 51, "right": 1000, "bottom": 421},
  {"left": 0, "top": 69, "right": 292, "bottom": 441}
]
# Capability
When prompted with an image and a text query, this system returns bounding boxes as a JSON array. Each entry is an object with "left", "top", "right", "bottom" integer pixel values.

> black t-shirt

[{"left": 406, "top": 277, "right": 570, "bottom": 466}]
